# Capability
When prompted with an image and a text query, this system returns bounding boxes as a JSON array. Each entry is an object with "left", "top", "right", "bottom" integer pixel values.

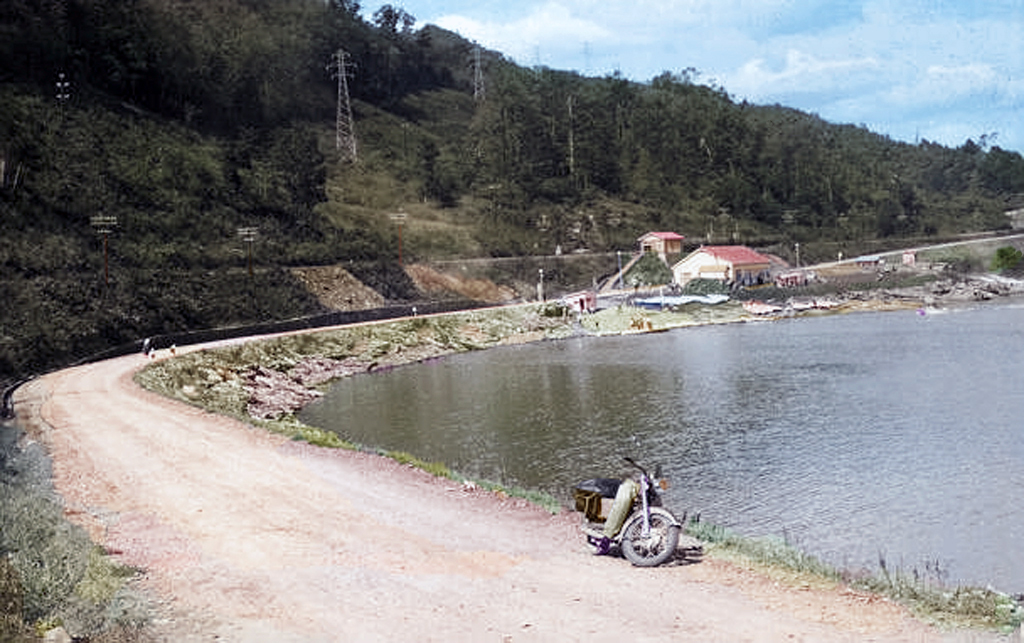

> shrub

[
  {"left": 623, "top": 253, "right": 674, "bottom": 287},
  {"left": 682, "top": 278, "right": 731, "bottom": 296},
  {"left": 991, "top": 246, "right": 1023, "bottom": 272}
]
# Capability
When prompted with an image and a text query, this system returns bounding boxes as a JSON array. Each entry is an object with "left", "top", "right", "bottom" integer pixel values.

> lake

[{"left": 300, "top": 301, "right": 1024, "bottom": 592}]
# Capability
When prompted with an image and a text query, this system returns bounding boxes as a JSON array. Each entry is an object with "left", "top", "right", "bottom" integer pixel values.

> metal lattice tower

[
  {"left": 328, "top": 49, "right": 357, "bottom": 162},
  {"left": 473, "top": 45, "right": 485, "bottom": 102}
]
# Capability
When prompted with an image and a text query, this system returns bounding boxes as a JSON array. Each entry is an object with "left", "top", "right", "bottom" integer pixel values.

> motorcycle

[{"left": 572, "top": 457, "right": 683, "bottom": 567}]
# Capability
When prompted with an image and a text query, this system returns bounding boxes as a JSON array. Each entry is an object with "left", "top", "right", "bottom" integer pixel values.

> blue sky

[{"left": 362, "top": 0, "right": 1024, "bottom": 153}]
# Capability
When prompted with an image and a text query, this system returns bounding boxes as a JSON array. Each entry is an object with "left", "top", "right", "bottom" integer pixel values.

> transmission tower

[
  {"left": 473, "top": 45, "right": 485, "bottom": 102},
  {"left": 328, "top": 49, "right": 357, "bottom": 162}
]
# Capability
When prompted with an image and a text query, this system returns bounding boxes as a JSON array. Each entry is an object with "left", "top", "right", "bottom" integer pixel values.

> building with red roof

[
  {"left": 637, "top": 231, "right": 685, "bottom": 261},
  {"left": 672, "top": 245, "right": 773, "bottom": 287}
]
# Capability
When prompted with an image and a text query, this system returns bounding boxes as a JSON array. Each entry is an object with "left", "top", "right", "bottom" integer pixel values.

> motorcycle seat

[{"left": 573, "top": 477, "right": 621, "bottom": 499}]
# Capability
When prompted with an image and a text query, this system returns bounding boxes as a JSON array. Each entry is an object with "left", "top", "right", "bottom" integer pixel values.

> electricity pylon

[{"left": 328, "top": 49, "right": 357, "bottom": 162}]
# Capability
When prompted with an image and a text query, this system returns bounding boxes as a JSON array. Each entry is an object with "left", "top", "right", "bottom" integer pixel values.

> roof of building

[
  {"left": 638, "top": 231, "right": 685, "bottom": 241},
  {"left": 695, "top": 245, "right": 772, "bottom": 265}
]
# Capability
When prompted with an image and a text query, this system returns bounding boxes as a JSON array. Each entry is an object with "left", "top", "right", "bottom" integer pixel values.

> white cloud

[
  {"left": 922, "top": 64, "right": 999, "bottom": 101},
  {"left": 434, "top": 3, "right": 613, "bottom": 66},
  {"left": 430, "top": 0, "right": 809, "bottom": 75},
  {"left": 707, "top": 3, "right": 1024, "bottom": 150},
  {"left": 727, "top": 49, "right": 881, "bottom": 100}
]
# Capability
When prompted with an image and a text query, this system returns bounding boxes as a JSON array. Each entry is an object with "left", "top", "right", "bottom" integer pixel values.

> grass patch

[
  {"left": 381, "top": 450, "right": 563, "bottom": 514},
  {"left": 472, "top": 480, "right": 563, "bottom": 515},
  {"left": 686, "top": 518, "right": 1024, "bottom": 633},
  {"left": 1, "top": 431, "right": 150, "bottom": 640},
  {"left": 260, "top": 414, "right": 359, "bottom": 450},
  {"left": 686, "top": 518, "right": 840, "bottom": 582},
  {"left": 853, "top": 555, "right": 1024, "bottom": 632},
  {"left": 385, "top": 450, "right": 454, "bottom": 479}
]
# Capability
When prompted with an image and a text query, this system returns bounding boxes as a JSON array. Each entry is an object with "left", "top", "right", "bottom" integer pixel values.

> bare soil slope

[
  {"left": 14, "top": 354, "right": 996, "bottom": 642},
  {"left": 290, "top": 266, "right": 387, "bottom": 311}
]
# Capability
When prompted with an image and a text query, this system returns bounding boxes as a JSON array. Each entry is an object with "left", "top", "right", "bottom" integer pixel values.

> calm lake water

[{"left": 301, "top": 302, "right": 1024, "bottom": 592}]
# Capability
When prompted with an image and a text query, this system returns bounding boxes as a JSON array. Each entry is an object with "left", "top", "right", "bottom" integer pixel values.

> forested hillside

[{"left": 3, "top": 0, "right": 1024, "bottom": 385}]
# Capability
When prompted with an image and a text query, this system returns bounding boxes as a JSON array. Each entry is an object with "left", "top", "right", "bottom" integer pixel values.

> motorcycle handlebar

[
  {"left": 622, "top": 456, "right": 648, "bottom": 477},
  {"left": 622, "top": 457, "right": 667, "bottom": 485}
]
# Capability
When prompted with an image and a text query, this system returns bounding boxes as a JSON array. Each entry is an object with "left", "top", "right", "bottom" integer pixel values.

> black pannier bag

[{"left": 572, "top": 478, "right": 621, "bottom": 522}]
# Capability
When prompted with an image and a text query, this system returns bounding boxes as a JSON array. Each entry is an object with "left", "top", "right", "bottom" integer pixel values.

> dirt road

[{"left": 14, "top": 353, "right": 995, "bottom": 642}]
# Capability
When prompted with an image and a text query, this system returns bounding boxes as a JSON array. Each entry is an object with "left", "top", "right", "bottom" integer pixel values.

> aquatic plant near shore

[{"left": 685, "top": 517, "right": 1024, "bottom": 633}]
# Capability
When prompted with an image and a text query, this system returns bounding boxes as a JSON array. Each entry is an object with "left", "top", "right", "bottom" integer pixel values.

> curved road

[{"left": 14, "top": 352, "right": 977, "bottom": 642}]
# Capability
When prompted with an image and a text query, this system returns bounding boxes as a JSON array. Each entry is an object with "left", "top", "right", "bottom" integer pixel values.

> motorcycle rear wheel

[{"left": 620, "top": 508, "right": 681, "bottom": 567}]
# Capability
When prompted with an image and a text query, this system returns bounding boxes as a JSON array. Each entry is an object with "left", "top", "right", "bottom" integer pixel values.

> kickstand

[{"left": 587, "top": 534, "right": 611, "bottom": 556}]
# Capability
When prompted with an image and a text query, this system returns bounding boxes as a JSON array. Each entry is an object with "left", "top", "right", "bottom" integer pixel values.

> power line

[{"left": 327, "top": 49, "right": 357, "bottom": 162}]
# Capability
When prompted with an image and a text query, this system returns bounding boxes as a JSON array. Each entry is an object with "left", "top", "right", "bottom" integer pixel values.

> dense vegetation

[{"left": 3, "top": 0, "right": 1024, "bottom": 385}]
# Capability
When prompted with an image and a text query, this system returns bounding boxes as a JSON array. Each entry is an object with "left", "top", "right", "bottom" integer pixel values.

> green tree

[{"left": 372, "top": 4, "right": 415, "bottom": 34}]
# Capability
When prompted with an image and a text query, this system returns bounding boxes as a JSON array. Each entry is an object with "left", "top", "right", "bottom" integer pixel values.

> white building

[{"left": 672, "top": 245, "right": 773, "bottom": 287}]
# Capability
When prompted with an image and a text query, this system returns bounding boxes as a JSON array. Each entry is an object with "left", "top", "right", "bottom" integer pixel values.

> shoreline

[
  {"left": 136, "top": 287, "right": 937, "bottom": 423},
  {"left": 135, "top": 274, "right": 1024, "bottom": 465}
]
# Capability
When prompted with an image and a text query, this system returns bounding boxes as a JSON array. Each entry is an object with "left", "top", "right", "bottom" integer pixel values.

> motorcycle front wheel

[{"left": 620, "top": 508, "right": 681, "bottom": 567}]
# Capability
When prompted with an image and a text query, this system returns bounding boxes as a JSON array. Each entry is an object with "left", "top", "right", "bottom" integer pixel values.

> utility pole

[
  {"left": 389, "top": 211, "right": 407, "bottom": 266},
  {"left": 237, "top": 227, "right": 259, "bottom": 277},
  {"left": 237, "top": 226, "right": 259, "bottom": 316},
  {"left": 90, "top": 215, "right": 118, "bottom": 288},
  {"left": 328, "top": 49, "right": 357, "bottom": 162},
  {"left": 473, "top": 44, "right": 485, "bottom": 102}
]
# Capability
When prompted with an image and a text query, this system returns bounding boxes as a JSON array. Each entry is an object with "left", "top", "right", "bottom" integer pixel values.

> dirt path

[{"left": 14, "top": 353, "right": 996, "bottom": 642}]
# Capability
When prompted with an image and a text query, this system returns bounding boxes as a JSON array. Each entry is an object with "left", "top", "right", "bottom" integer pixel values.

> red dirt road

[{"left": 14, "top": 353, "right": 996, "bottom": 642}]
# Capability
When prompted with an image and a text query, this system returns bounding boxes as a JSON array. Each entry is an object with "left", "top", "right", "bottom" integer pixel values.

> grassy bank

[
  {"left": 1, "top": 426, "right": 151, "bottom": 642},
  {"left": 686, "top": 518, "right": 1024, "bottom": 633}
]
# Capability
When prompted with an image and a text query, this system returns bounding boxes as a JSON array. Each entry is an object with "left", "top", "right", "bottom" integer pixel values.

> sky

[{"left": 361, "top": 0, "right": 1024, "bottom": 154}]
